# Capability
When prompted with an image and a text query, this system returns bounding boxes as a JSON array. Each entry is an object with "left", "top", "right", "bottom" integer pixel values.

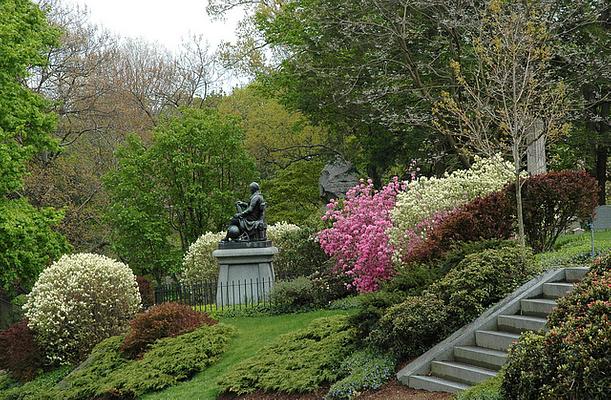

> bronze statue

[{"left": 223, "top": 182, "right": 267, "bottom": 241}]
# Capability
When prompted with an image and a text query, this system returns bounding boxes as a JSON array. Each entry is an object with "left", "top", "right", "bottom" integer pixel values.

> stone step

[
  {"left": 565, "top": 267, "right": 589, "bottom": 283},
  {"left": 521, "top": 298, "right": 557, "bottom": 317},
  {"left": 475, "top": 330, "right": 520, "bottom": 352},
  {"left": 454, "top": 345, "right": 508, "bottom": 370},
  {"left": 408, "top": 375, "right": 470, "bottom": 393},
  {"left": 543, "top": 282, "right": 574, "bottom": 298},
  {"left": 431, "top": 360, "right": 497, "bottom": 385},
  {"left": 497, "top": 314, "right": 547, "bottom": 333}
]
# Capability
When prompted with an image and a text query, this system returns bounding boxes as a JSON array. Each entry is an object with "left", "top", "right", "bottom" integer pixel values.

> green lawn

[
  {"left": 537, "top": 229, "right": 611, "bottom": 266},
  {"left": 142, "top": 308, "right": 353, "bottom": 400}
]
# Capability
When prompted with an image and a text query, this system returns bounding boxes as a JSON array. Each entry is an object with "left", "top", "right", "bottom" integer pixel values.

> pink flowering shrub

[{"left": 318, "top": 178, "right": 406, "bottom": 292}]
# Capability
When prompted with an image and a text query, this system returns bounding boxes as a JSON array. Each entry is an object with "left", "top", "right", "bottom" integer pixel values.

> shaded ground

[{"left": 218, "top": 379, "right": 452, "bottom": 400}]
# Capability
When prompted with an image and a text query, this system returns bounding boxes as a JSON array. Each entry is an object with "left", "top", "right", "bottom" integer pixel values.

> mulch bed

[{"left": 217, "top": 379, "right": 453, "bottom": 400}]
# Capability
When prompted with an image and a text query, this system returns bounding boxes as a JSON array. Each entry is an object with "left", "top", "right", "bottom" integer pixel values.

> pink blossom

[{"left": 318, "top": 177, "right": 406, "bottom": 292}]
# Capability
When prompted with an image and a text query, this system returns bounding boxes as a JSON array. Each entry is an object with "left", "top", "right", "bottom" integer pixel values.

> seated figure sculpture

[{"left": 223, "top": 182, "right": 267, "bottom": 241}]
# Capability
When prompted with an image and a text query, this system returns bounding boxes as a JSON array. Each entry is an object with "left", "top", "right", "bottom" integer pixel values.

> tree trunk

[
  {"left": 595, "top": 145, "right": 608, "bottom": 205},
  {"left": 513, "top": 146, "right": 526, "bottom": 246}
]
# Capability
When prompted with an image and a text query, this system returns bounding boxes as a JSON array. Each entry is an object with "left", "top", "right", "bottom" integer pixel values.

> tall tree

[
  {"left": 104, "top": 108, "right": 257, "bottom": 282},
  {"left": 0, "top": 0, "right": 70, "bottom": 294},
  {"left": 433, "top": 0, "right": 571, "bottom": 245}
]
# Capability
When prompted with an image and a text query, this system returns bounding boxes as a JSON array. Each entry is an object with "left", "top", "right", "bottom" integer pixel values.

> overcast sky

[{"left": 62, "top": 0, "right": 243, "bottom": 52}]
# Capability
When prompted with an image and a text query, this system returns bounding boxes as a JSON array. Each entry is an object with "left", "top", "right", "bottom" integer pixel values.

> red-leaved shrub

[
  {"left": 136, "top": 276, "right": 155, "bottom": 309},
  {"left": 0, "top": 320, "right": 45, "bottom": 381},
  {"left": 404, "top": 190, "right": 515, "bottom": 264},
  {"left": 120, "top": 302, "right": 217, "bottom": 359},
  {"left": 517, "top": 170, "right": 598, "bottom": 252}
]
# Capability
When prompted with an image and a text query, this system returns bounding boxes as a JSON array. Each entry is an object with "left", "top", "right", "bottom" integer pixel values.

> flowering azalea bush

[
  {"left": 24, "top": 253, "right": 141, "bottom": 365},
  {"left": 180, "top": 223, "right": 301, "bottom": 285},
  {"left": 318, "top": 178, "right": 406, "bottom": 292},
  {"left": 390, "top": 154, "right": 514, "bottom": 259}
]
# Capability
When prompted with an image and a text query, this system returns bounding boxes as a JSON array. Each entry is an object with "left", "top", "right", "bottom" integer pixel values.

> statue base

[{"left": 213, "top": 246, "right": 278, "bottom": 306}]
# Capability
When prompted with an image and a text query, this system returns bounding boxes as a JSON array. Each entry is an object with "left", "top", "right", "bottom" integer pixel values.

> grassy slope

[
  {"left": 142, "top": 309, "right": 352, "bottom": 400},
  {"left": 537, "top": 229, "right": 611, "bottom": 266}
]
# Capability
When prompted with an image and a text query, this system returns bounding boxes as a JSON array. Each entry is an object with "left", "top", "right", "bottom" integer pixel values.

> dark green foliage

[
  {"left": 308, "top": 268, "right": 353, "bottom": 305},
  {"left": 120, "top": 302, "right": 217, "bottom": 359},
  {"left": 325, "top": 349, "right": 395, "bottom": 400},
  {"left": 218, "top": 316, "right": 357, "bottom": 395},
  {"left": 503, "top": 263, "right": 611, "bottom": 399},
  {"left": 435, "top": 240, "right": 518, "bottom": 275},
  {"left": 381, "top": 263, "right": 440, "bottom": 294},
  {"left": 269, "top": 277, "right": 317, "bottom": 312},
  {"left": 264, "top": 160, "right": 325, "bottom": 226},
  {"left": 273, "top": 227, "right": 330, "bottom": 280},
  {"left": 429, "top": 246, "right": 540, "bottom": 329},
  {"left": 56, "top": 324, "right": 235, "bottom": 399},
  {"left": 0, "top": 321, "right": 44, "bottom": 382},
  {"left": 367, "top": 295, "right": 448, "bottom": 359},
  {"left": 348, "top": 290, "right": 405, "bottom": 341},
  {"left": 455, "top": 374, "right": 504, "bottom": 400}
]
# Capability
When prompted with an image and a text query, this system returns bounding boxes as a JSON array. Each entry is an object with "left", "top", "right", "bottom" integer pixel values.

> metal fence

[{"left": 154, "top": 277, "right": 275, "bottom": 312}]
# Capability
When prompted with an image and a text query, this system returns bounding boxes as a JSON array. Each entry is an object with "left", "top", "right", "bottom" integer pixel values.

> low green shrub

[
  {"left": 325, "top": 349, "right": 395, "bottom": 400},
  {"left": 502, "top": 262, "right": 610, "bottom": 399},
  {"left": 218, "top": 316, "right": 357, "bottom": 395},
  {"left": 435, "top": 240, "right": 517, "bottom": 275},
  {"left": 57, "top": 323, "right": 235, "bottom": 399},
  {"left": 367, "top": 294, "right": 448, "bottom": 359},
  {"left": 327, "top": 296, "right": 362, "bottom": 310},
  {"left": 348, "top": 290, "right": 405, "bottom": 340},
  {"left": 120, "top": 302, "right": 217, "bottom": 359},
  {"left": 269, "top": 276, "right": 316, "bottom": 312},
  {"left": 0, "top": 320, "right": 45, "bottom": 382},
  {"left": 380, "top": 263, "right": 440, "bottom": 294},
  {"left": 273, "top": 227, "right": 330, "bottom": 280},
  {"left": 455, "top": 374, "right": 504, "bottom": 400},
  {"left": 430, "top": 246, "right": 540, "bottom": 329}
]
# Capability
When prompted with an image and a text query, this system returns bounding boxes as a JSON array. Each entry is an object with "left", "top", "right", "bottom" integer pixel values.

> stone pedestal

[{"left": 213, "top": 245, "right": 278, "bottom": 306}]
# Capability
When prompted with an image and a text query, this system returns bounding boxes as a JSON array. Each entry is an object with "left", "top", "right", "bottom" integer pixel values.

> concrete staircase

[{"left": 397, "top": 267, "right": 589, "bottom": 393}]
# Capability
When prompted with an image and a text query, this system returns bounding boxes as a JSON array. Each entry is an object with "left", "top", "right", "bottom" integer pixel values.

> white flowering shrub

[
  {"left": 180, "top": 231, "right": 226, "bottom": 285},
  {"left": 24, "top": 253, "right": 141, "bottom": 365},
  {"left": 179, "top": 223, "right": 301, "bottom": 285},
  {"left": 266, "top": 222, "right": 301, "bottom": 248},
  {"left": 390, "top": 154, "right": 514, "bottom": 247}
]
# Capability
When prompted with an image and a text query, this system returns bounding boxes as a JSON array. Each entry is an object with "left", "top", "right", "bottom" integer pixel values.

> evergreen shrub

[
  {"left": 367, "top": 294, "right": 448, "bottom": 358},
  {"left": 218, "top": 316, "right": 357, "bottom": 395},
  {"left": 430, "top": 246, "right": 539, "bottom": 329},
  {"left": 24, "top": 253, "right": 141, "bottom": 365},
  {"left": 0, "top": 320, "right": 45, "bottom": 382},
  {"left": 503, "top": 261, "right": 610, "bottom": 399},
  {"left": 120, "top": 302, "right": 217, "bottom": 359}
]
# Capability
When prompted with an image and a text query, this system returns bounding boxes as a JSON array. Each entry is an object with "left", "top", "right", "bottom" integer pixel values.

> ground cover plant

[
  {"left": 218, "top": 315, "right": 357, "bottom": 395},
  {"left": 50, "top": 323, "right": 233, "bottom": 399},
  {"left": 325, "top": 349, "right": 396, "bottom": 400},
  {"left": 142, "top": 309, "right": 352, "bottom": 400}
]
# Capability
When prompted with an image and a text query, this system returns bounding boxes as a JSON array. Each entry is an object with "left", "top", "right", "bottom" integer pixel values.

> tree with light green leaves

[
  {"left": 104, "top": 108, "right": 257, "bottom": 283},
  {"left": 0, "top": 0, "right": 70, "bottom": 295}
]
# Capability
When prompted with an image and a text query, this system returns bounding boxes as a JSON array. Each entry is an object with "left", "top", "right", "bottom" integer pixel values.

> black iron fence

[{"left": 154, "top": 277, "right": 275, "bottom": 312}]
